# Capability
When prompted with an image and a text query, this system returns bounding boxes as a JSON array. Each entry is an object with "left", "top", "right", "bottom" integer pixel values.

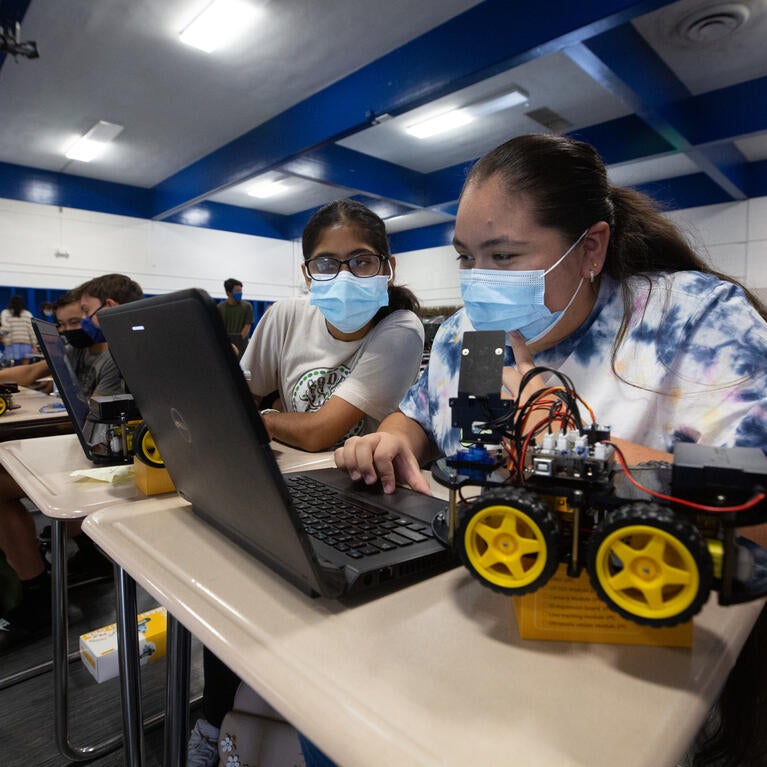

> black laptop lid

[
  {"left": 98, "top": 288, "right": 330, "bottom": 597},
  {"left": 32, "top": 318, "right": 103, "bottom": 459},
  {"left": 32, "top": 319, "right": 89, "bottom": 429}
]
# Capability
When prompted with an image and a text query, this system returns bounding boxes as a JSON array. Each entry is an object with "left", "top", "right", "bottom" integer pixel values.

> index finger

[{"left": 507, "top": 330, "right": 534, "bottom": 371}]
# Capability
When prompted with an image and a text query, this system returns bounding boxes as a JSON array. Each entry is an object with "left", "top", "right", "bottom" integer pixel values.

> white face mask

[{"left": 459, "top": 230, "right": 588, "bottom": 342}]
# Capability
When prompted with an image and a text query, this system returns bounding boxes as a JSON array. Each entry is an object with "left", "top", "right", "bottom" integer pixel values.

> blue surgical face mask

[
  {"left": 231, "top": 291, "right": 243, "bottom": 302},
  {"left": 459, "top": 230, "right": 588, "bottom": 343},
  {"left": 309, "top": 271, "right": 390, "bottom": 334},
  {"left": 80, "top": 314, "right": 106, "bottom": 344}
]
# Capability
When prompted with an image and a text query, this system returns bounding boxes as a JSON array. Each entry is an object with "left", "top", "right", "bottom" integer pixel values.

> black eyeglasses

[
  {"left": 305, "top": 252, "right": 388, "bottom": 281},
  {"left": 85, "top": 302, "right": 106, "bottom": 319}
]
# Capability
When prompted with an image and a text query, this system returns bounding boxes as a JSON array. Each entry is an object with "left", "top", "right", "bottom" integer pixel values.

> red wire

[{"left": 607, "top": 442, "right": 767, "bottom": 514}]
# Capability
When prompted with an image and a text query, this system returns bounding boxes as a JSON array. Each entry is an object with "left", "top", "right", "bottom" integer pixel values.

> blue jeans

[{"left": 297, "top": 733, "right": 337, "bottom": 767}]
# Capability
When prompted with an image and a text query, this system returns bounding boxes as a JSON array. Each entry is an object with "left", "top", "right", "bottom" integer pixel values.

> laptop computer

[
  {"left": 99, "top": 288, "right": 455, "bottom": 599},
  {"left": 32, "top": 318, "right": 133, "bottom": 465}
]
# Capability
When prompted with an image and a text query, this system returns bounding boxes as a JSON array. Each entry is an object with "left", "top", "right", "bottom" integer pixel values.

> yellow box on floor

[
  {"left": 79, "top": 606, "right": 168, "bottom": 683},
  {"left": 512, "top": 565, "right": 693, "bottom": 647}
]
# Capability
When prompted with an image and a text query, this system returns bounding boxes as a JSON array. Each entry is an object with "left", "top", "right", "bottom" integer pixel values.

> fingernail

[
  {"left": 349, "top": 470, "right": 360, "bottom": 481},
  {"left": 364, "top": 471, "right": 377, "bottom": 484}
]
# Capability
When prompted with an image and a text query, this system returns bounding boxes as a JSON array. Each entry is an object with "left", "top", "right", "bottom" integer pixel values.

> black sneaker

[{"left": 0, "top": 602, "right": 51, "bottom": 654}]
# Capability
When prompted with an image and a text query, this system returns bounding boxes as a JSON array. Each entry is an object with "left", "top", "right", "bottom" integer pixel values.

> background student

[
  {"left": 0, "top": 273, "right": 143, "bottom": 653},
  {"left": 218, "top": 277, "right": 254, "bottom": 356},
  {"left": 189, "top": 199, "right": 425, "bottom": 766},
  {"left": 0, "top": 295, "right": 38, "bottom": 365}
]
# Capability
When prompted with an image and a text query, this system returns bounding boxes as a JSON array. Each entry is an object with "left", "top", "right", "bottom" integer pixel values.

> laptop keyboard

[{"left": 285, "top": 474, "right": 434, "bottom": 558}]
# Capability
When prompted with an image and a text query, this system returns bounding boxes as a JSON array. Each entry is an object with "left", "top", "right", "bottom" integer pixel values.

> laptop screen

[{"left": 32, "top": 318, "right": 90, "bottom": 433}]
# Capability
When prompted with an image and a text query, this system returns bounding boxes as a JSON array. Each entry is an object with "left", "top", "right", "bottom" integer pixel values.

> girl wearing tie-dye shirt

[
  {"left": 336, "top": 134, "right": 766, "bottom": 494},
  {"left": 334, "top": 134, "right": 767, "bottom": 767}
]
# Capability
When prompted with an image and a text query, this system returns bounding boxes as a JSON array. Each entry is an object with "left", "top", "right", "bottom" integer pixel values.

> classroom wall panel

[
  {"left": 59, "top": 206, "right": 152, "bottom": 281},
  {"left": 393, "top": 245, "right": 462, "bottom": 308},
  {"left": 702, "top": 243, "right": 747, "bottom": 283},
  {"left": 666, "top": 202, "right": 747, "bottom": 248},
  {"left": 147, "top": 221, "right": 298, "bottom": 300},
  {"left": 0, "top": 198, "right": 297, "bottom": 300},
  {"left": 747, "top": 240, "right": 767, "bottom": 288},
  {"left": 747, "top": 196, "right": 767, "bottom": 242}
]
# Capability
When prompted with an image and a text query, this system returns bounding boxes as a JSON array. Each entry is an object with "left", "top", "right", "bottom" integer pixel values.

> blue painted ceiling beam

[
  {"left": 661, "top": 76, "right": 767, "bottom": 145},
  {"left": 749, "top": 159, "right": 767, "bottom": 199},
  {"left": 0, "top": 161, "right": 151, "bottom": 218},
  {"left": 389, "top": 221, "right": 456, "bottom": 254},
  {"left": 421, "top": 161, "right": 475, "bottom": 208},
  {"left": 162, "top": 201, "right": 290, "bottom": 240},
  {"left": 574, "top": 22, "right": 748, "bottom": 200},
  {"left": 281, "top": 145, "right": 427, "bottom": 208},
  {"left": 635, "top": 172, "right": 736, "bottom": 209},
  {"left": 569, "top": 115, "right": 675, "bottom": 165},
  {"left": 149, "top": 0, "right": 677, "bottom": 220}
]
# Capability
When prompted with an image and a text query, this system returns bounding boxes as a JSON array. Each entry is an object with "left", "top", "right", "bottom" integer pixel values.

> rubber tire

[
  {"left": 133, "top": 422, "right": 165, "bottom": 468},
  {"left": 457, "top": 487, "right": 560, "bottom": 596},
  {"left": 587, "top": 502, "right": 712, "bottom": 627}
]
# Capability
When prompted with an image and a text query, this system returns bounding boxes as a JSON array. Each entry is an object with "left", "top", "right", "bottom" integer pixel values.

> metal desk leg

[
  {"left": 52, "top": 519, "right": 123, "bottom": 760},
  {"left": 163, "top": 614, "right": 192, "bottom": 767},
  {"left": 115, "top": 564, "right": 146, "bottom": 767}
]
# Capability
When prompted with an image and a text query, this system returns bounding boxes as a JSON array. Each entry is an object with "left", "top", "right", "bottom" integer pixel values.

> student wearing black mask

[
  {"left": 0, "top": 287, "right": 90, "bottom": 388},
  {"left": 0, "top": 273, "right": 143, "bottom": 653}
]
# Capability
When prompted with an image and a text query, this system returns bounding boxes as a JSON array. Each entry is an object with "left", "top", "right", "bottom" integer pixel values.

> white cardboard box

[{"left": 79, "top": 606, "right": 167, "bottom": 683}]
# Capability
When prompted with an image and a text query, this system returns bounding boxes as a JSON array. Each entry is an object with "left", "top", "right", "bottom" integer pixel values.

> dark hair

[
  {"left": 79, "top": 274, "right": 143, "bottom": 305},
  {"left": 7, "top": 295, "right": 25, "bottom": 317},
  {"left": 302, "top": 199, "right": 420, "bottom": 322},
  {"left": 53, "top": 287, "right": 83, "bottom": 313},
  {"left": 224, "top": 278, "right": 242, "bottom": 294},
  {"left": 464, "top": 134, "right": 767, "bottom": 355}
]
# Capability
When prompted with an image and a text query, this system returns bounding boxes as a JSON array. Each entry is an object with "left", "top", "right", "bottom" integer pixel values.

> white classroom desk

[
  {"left": 0, "top": 433, "right": 333, "bottom": 764},
  {"left": 83, "top": 471, "right": 765, "bottom": 767},
  {"left": 1, "top": 386, "right": 72, "bottom": 441}
]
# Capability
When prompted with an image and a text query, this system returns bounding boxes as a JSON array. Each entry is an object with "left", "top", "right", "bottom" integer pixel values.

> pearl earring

[{"left": 589, "top": 270, "right": 595, "bottom": 284}]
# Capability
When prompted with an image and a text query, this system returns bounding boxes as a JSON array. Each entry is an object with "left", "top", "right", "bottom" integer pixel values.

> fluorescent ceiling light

[
  {"left": 474, "top": 88, "right": 529, "bottom": 115},
  {"left": 179, "top": 0, "right": 259, "bottom": 53},
  {"left": 403, "top": 87, "right": 528, "bottom": 140},
  {"left": 64, "top": 120, "right": 123, "bottom": 162},
  {"left": 246, "top": 178, "right": 289, "bottom": 198},
  {"left": 405, "top": 109, "right": 474, "bottom": 139}
]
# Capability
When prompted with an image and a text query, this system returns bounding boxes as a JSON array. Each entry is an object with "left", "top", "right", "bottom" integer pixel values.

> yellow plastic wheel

[
  {"left": 588, "top": 503, "right": 712, "bottom": 626},
  {"left": 0, "top": 397, "right": 7, "bottom": 416},
  {"left": 133, "top": 422, "right": 165, "bottom": 468},
  {"left": 458, "top": 488, "right": 559, "bottom": 595}
]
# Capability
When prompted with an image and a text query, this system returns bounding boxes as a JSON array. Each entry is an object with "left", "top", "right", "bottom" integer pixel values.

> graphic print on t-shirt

[{"left": 291, "top": 365, "right": 364, "bottom": 442}]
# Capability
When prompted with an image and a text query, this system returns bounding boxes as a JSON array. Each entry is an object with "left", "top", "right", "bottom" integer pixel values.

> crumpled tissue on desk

[{"left": 70, "top": 465, "right": 134, "bottom": 483}]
